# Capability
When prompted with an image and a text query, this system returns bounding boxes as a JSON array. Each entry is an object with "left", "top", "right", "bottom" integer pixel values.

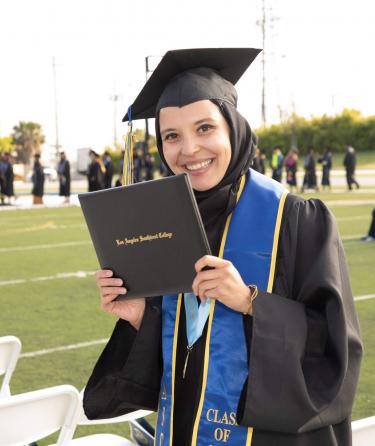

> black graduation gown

[
  {"left": 3, "top": 162, "right": 14, "bottom": 196},
  {"left": 104, "top": 160, "right": 114, "bottom": 189},
  {"left": 83, "top": 194, "right": 362, "bottom": 446},
  {"left": 31, "top": 162, "right": 45, "bottom": 196},
  {"left": 87, "top": 161, "right": 104, "bottom": 192},
  {"left": 58, "top": 160, "right": 71, "bottom": 196}
]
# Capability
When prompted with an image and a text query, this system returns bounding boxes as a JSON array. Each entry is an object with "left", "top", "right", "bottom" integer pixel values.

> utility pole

[
  {"left": 261, "top": 0, "right": 267, "bottom": 128},
  {"left": 110, "top": 87, "right": 120, "bottom": 148},
  {"left": 52, "top": 57, "right": 61, "bottom": 160},
  {"left": 144, "top": 56, "right": 151, "bottom": 150}
]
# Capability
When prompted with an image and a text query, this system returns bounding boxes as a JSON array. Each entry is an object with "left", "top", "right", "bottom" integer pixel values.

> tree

[
  {"left": 11, "top": 121, "right": 45, "bottom": 164},
  {"left": 0, "top": 136, "right": 14, "bottom": 153},
  {"left": 256, "top": 109, "right": 375, "bottom": 155}
]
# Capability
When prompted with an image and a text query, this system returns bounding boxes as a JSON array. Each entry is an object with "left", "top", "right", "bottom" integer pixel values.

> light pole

[
  {"left": 110, "top": 91, "right": 120, "bottom": 148},
  {"left": 52, "top": 57, "right": 61, "bottom": 160},
  {"left": 144, "top": 55, "right": 161, "bottom": 153}
]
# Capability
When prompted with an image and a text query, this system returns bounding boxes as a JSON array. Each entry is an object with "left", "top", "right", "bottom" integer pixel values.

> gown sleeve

[
  {"left": 83, "top": 297, "right": 163, "bottom": 419},
  {"left": 237, "top": 195, "right": 363, "bottom": 434}
]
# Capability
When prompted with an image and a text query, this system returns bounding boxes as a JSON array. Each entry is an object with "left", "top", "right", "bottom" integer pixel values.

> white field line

[
  {"left": 327, "top": 200, "right": 375, "bottom": 207},
  {"left": 336, "top": 215, "right": 369, "bottom": 222},
  {"left": 354, "top": 294, "right": 375, "bottom": 302},
  {"left": 0, "top": 222, "right": 85, "bottom": 235},
  {"left": 0, "top": 240, "right": 90, "bottom": 253},
  {"left": 341, "top": 234, "right": 363, "bottom": 241},
  {"left": 16, "top": 293, "right": 375, "bottom": 359},
  {"left": 20, "top": 339, "right": 108, "bottom": 358},
  {"left": 0, "top": 271, "right": 94, "bottom": 286}
]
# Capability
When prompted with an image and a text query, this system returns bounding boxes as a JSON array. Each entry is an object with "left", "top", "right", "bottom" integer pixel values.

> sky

[{"left": 0, "top": 0, "right": 374, "bottom": 161}]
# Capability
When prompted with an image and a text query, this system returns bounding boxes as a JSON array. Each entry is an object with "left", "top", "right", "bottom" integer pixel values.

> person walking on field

[
  {"left": 270, "top": 146, "right": 283, "bottom": 182},
  {"left": 103, "top": 151, "right": 114, "bottom": 188},
  {"left": 57, "top": 151, "right": 71, "bottom": 203},
  {"left": 252, "top": 147, "right": 266, "bottom": 174},
  {"left": 301, "top": 146, "right": 318, "bottom": 192},
  {"left": 284, "top": 148, "right": 298, "bottom": 193},
  {"left": 87, "top": 150, "right": 105, "bottom": 191},
  {"left": 361, "top": 208, "right": 375, "bottom": 242},
  {"left": 343, "top": 145, "right": 360, "bottom": 190},
  {"left": 31, "top": 153, "right": 45, "bottom": 204},
  {"left": 318, "top": 147, "right": 333, "bottom": 191}
]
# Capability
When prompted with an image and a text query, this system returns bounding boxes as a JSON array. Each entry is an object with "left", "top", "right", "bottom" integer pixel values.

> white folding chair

[
  {"left": 0, "top": 335, "right": 22, "bottom": 397},
  {"left": 0, "top": 384, "right": 135, "bottom": 446},
  {"left": 352, "top": 416, "right": 375, "bottom": 446}
]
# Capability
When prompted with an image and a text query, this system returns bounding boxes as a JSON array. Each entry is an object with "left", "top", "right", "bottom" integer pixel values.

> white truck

[{"left": 76, "top": 148, "right": 92, "bottom": 175}]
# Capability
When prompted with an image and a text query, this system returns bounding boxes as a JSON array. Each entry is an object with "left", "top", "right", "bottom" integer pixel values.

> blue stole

[{"left": 156, "top": 170, "right": 288, "bottom": 446}]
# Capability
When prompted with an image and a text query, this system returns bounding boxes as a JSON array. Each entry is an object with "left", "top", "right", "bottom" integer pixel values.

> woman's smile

[{"left": 184, "top": 158, "right": 214, "bottom": 173}]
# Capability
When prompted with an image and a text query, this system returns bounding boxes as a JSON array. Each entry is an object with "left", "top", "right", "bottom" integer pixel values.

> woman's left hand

[{"left": 192, "top": 255, "right": 251, "bottom": 314}]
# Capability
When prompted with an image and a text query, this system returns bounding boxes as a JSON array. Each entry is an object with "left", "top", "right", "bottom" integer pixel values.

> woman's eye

[
  {"left": 198, "top": 124, "right": 213, "bottom": 133},
  {"left": 164, "top": 133, "right": 178, "bottom": 141}
]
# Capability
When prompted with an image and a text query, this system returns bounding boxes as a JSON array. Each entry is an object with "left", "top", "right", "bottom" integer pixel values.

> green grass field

[{"left": 0, "top": 189, "right": 375, "bottom": 443}]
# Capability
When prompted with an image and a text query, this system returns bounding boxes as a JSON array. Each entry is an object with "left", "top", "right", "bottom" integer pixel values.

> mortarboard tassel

[{"left": 122, "top": 106, "right": 135, "bottom": 185}]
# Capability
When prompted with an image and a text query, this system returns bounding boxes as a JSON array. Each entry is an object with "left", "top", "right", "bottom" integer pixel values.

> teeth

[{"left": 185, "top": 159, "right": 212, "bottom": 171}]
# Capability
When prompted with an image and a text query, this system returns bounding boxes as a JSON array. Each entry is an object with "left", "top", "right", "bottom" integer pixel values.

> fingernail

[
  {"left": 121, "top": 288, "right": 127, "bottom": 294},
  {"left": 106, "top": 271, "right": 113, "bottom": 277}
]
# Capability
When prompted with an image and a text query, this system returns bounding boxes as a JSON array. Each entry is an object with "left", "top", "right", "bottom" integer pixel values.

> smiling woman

[
  {"left": 83, "top": 48, "right": 362, "bottom": 446},
  {"left": 159, "top": 100, "right": 231, "bottom": 191}
]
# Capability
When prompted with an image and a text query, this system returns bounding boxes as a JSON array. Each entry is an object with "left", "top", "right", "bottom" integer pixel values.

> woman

[
  {"left": 318, "top": 147, "right": 333, "bottom": 191},
  {"left": 284, "top": 148, "right": 298, "bottom": 192},
  {"left": 83, "top": 49, "right": 362, "bottom": 446}
]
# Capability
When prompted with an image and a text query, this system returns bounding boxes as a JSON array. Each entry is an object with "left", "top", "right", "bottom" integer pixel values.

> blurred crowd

[
  {"left": 252, "top": 144, "right": 361, "bottom": 193},
  {"left": 0, "top": 143, "right": 364, "bottom": 207}
]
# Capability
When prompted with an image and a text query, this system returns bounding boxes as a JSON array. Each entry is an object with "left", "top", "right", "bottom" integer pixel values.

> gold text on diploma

[{"left": 115, "top": 232, "right": 174, "bottom": 247}]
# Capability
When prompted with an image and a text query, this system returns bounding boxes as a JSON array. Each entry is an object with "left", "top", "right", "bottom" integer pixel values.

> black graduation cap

[{"left": 122, "top": 48, "right": 261, "bottom": 122}]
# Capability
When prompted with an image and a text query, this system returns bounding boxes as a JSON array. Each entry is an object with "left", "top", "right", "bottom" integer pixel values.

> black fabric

[
  {"left": 58, "top": 160, "right": 71, "bottom": 196},
  {"left": 31, "top": 161, "right": 45, "bottom": 196},
  {"left": 3, "top": 162, "right": 14, "bottom": 196},
  {"left": 83, "top": 193, "right": 363, "bottom": 446},
  {"left": 368, "top": 209, "right": 375, "bottom": 238},
  {"left": 87, "top": 160, "right": 104, "bottom": 192},
  {"left": 122, "top": 48, "right": 261, "bottom": 121}
]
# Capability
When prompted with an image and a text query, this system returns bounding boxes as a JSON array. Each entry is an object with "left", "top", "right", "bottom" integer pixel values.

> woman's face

[{"left": 159, "top": 100, "right": 232, "bottom": 191}]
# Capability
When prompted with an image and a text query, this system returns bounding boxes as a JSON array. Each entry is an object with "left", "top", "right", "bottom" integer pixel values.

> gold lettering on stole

[
  {"left": 206, "top": 408, "right": 237, "bottom": 442},
  {"left": 206, "top": 408, "right": 215, "bottom": 422},
  {"left": 214, "top": 427, "right": 231, "bottom": 442},
  {"left": 159, "top": 432, "right": 164, "bottom": 446}
]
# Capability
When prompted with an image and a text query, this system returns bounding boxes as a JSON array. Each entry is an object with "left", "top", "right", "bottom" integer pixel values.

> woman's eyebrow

[
  {"left": 194, "top": 118, "right": 215, "bottom": 125},
  {"left": 160, "top": 127, "right": 177, "bottom": 137}
]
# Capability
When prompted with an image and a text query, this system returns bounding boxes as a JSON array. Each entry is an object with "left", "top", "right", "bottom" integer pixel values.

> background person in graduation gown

[
  {"left": 57, "top": 151, "right": 71, "bottom": 203},
  {"left": 87, "top": 150, "right": 105, "bottom": 191},
  {"left": 0, "top": 151, "right": 14, "bottom": 205},
  {"left": 343, "top": 145, "right": 360, "bottom": 190},
  {"left": 103, "top": 151, "right": 114, "bottom": 188},
  {"left": 31, "top": 153, "right": 45, "bottom": 204},
  {"left": 83, "top": 49, "right": 362, "bottom": 446}
]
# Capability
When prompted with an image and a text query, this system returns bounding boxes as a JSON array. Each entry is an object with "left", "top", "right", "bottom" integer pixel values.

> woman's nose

[{"left": 181, "top": 136, "right": 200, "bottom": 156}]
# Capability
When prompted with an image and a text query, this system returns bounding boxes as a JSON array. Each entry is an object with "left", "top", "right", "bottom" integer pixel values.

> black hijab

[{"left": 155, "top": 69, "right": 256, "bottom": 255}]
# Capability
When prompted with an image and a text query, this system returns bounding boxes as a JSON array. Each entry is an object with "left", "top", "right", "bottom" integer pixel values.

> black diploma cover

[{"left": 78, "top": 174, "right": 211, "bottom": 299}]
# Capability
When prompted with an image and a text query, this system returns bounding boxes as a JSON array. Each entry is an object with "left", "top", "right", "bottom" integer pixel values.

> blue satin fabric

[{"left": 156, "top": 170, "right": 286, "bottom": 445}]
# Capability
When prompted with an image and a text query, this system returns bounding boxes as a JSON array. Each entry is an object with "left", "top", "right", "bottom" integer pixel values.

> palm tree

[{"left": 11, "top": 121, "right": 45, "bottom": 164}]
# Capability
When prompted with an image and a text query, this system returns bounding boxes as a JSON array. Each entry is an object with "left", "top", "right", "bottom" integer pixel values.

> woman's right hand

[{"left": 95, "top": 270, "right": 145, "bottom": 330}]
